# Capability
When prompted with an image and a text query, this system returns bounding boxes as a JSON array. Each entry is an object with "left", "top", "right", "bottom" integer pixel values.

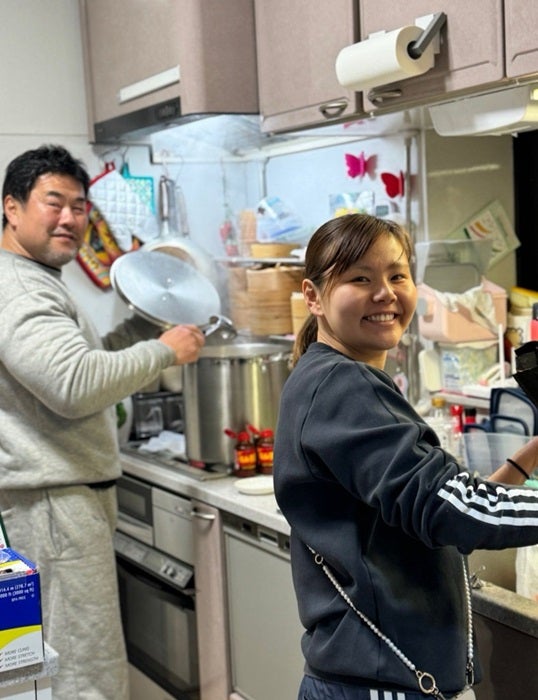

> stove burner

[{"left": 121, "top": 441, "right": 230, "bottom": 481}]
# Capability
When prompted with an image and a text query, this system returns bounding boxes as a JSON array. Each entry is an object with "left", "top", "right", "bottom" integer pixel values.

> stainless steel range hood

[
  {"left": 92, "top": 97, "right": 257, "bottom": 144},
  {"left": 429, "top": 83, "right": 538, "bottom": 136}
]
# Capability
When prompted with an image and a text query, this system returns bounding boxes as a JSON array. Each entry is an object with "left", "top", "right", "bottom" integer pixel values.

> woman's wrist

[{"left": 506, "top": 458, "right": 531, "bottom": 480}]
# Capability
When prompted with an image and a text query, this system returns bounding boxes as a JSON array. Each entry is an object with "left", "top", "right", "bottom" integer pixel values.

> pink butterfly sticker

[
  {"left": 345, "top": 152, "right": 376, "bottom": 179},
  {"left": 380, "top": 171, "right": 405, "bottom": 198}
]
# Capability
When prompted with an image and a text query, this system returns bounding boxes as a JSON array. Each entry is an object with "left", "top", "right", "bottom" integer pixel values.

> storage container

[
  {"left": 417, "top": 279, "right": 507, "bottom": 343},
  {"left": 439, "top": 341, "right": 498, "bottom": 391},
  {"left": 463, "top": 432, "right": 531, "bottom": 477},
  {"left": 290, "top": 292, "right": 309, "bottom": 336}
]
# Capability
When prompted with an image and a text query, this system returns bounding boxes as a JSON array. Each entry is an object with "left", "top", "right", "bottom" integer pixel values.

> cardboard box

[{"left": 0, "top": 549, "right": 43, "bottom": 672}]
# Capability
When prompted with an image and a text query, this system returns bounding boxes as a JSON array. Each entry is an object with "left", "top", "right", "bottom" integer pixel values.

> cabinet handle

[
  {"left": 319, "top": 100, "right": 348, "bottom": 119},
  {"left": 367, "top": 88, "right": 403, "bottom": 105},
  {"left": 190, "top": 508, "right": 216, "bottom": 521}
]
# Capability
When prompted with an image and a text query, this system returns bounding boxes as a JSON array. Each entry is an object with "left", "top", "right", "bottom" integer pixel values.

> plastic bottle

[
  {"left": 425, "top": 396, "right": 452, "bottom": 451},
  {"left": 464, "top": 407, "right": 477, "bottom": 427},
  {"left": 256, "top": 429, "right": 274, "bottom": 475},
  {"left": 530, "top": 303, "right": 538, "bottom": 341},
  {"left": 233, "top": 431, "right": 257, "bottom": 478},
  {"left": 449, "top": 404, "right": 465, "bottom": 462}
]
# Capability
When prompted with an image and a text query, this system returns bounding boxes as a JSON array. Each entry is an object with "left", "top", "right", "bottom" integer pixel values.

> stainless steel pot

[{"left": 182, "top": 334, "right": 292, "bottom": 467}]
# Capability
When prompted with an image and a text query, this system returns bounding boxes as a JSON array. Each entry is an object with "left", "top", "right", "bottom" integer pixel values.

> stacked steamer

[
  {"left": 228, "top": 266, "right": 250, "bottom": 330},
  {"left": 246, "top": 264, "right": 304, "bottom": 335}
]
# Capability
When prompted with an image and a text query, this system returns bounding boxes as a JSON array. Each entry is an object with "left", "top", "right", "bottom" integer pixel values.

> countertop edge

[
  {"left": 0, "top": 643, "right": 59, "bottom": 688},
  {"left": 120, "top": 451, "right": 289, "bottom": 534},
  {"left": 472, "top": 581, "right": 538, "bottom": 637}
]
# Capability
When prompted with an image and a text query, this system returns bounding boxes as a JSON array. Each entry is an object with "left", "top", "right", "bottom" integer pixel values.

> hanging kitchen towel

[
  {"left": 121, "top": 163, "right": 155, "bottom": 214},
  {"left": 76, "top": 202, "right": 126, "bottom": 289},
  {"left": 89, "top": 163, "right": 158, "bottom": 251}
]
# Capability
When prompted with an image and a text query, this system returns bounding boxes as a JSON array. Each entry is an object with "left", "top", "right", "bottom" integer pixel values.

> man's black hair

[{"left": 2, "top": 144, "right": 90, "bottom": 228}]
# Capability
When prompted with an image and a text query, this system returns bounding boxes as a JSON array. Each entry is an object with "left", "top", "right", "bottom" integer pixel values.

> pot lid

[{"left": 110, "top": 248, "right": 221, "bottom": 327}]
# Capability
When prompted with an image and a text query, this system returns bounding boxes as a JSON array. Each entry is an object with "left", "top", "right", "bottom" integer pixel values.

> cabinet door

[
  {"left": 224, "top": 530, "right": 304, "bottom": 700},
  {"left": 191, "top": 501, "right": 231, "bottom": 700},
  {"left": 255, "top": 0, "right": 363, "bottom": 133},
  {"left": 358, "top": 0, "right": 504, "bottom": 111},
  {"left": 79, "top": 0, "right": 258, "bottom": 140},
  {"left": 505, "top": 0, "right": 538, "bottom": 78},
  {"left": 79, "top": 0, "right": 182, "bottom": 125}
]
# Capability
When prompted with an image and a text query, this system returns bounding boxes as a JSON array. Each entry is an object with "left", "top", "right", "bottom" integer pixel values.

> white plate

[{"left": 234, "top": 475, "right": 274, "bottom": 495}]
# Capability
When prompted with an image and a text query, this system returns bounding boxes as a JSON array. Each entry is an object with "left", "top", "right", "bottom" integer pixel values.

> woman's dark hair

[
  {"left": 293, "top": 214, "right": 414, "bottom": 365},
  {"left": 2, "top": 144, "right": 90, "bottom": 228}
]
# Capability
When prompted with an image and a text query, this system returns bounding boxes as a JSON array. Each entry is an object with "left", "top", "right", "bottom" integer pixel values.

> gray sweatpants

[{"left": 0, "top": 484, "right": 129, "bottom": 700}]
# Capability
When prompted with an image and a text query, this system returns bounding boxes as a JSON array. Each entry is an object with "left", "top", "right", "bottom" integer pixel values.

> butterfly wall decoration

[
  {"left": 345, "top": 152, "right": 376, "bottom": 180},
  {"left": 380, "top": 170, "right": 405, "bottom": 198}
]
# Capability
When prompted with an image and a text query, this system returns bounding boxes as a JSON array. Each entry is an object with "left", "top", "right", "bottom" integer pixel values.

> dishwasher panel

[{"left": 223, "top": 516, "right": 304, "bottom": 700}]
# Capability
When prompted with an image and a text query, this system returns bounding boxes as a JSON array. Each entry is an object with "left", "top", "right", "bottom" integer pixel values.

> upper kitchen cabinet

[
  {"left": 358, "top": 0, "right": 505, "bottom": 112},
  {"left": 79, "top": 0, "right": 258, "bottom": 143},
  {"left": 254, "top": 0, "right": 364, "bottom": 134},
  {"left": 505, "top": 0, "right": 538, "bottom": 78}
]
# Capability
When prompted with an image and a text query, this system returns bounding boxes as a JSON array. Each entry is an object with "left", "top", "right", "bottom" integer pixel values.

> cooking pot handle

[{"left": 199, "top": 314, "right": 236, "bottom": 338}]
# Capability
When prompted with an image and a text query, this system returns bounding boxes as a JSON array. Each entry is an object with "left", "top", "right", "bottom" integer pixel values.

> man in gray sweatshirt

[{"left": 0, "top": 145, "right": 205, "bottom": 699}]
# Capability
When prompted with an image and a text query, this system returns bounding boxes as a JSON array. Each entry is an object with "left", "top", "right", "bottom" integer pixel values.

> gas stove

[{"left": 120, "top": 441, "right": 230, "bottom": 481}]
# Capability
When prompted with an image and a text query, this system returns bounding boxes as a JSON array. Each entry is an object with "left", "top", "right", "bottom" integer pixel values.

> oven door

[
  {"left": 116, "top": 474, "right": 154, "bottom": 546},
  {"left": 116, "top": 548, "right": 199, "bottom": 700}
]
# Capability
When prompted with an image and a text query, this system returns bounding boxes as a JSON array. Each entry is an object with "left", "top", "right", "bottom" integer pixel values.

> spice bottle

[
  {"left": 256, "top": 429, "right": 274, "bottom": 475},
  {"left": 233, "top": 430, "right": 257, "bottom": 478},
  {"left": 425, "top": 396, "right": 452, "bottom": 451}
]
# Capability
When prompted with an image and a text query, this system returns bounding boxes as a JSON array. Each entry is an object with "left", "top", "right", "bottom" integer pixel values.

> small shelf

[
  {"left": 436, "top": 391, "right": 490, "bottom": 410},
  {"left": 214, "top": 256, "right": 305, "bottom": 266}
]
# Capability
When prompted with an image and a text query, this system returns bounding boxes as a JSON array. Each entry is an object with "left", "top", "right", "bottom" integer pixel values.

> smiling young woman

[{"left": 274, "top": 213, "right": 538, "bottom": 700}]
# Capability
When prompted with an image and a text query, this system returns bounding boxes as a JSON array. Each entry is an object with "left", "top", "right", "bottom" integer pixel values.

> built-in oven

[{"left": 115, "top": 474, "right": 200, "bottom": 700}]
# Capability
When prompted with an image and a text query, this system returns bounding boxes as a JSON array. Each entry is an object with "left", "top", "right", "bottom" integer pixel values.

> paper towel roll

[{"left": 335, "top": 25, "right": 435, "bottom": 93}]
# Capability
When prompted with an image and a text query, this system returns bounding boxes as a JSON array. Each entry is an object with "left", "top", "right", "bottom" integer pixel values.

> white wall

[{"left": 0, "top": 0, "right": 133, "bottom": 333}]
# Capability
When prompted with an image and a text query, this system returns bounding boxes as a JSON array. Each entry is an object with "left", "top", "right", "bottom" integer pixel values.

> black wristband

[{"left": 506, "top": 458, "right": 531, "bottom": 480}]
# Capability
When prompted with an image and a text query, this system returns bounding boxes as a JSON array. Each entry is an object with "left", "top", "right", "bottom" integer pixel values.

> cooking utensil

[
  {"left": 110, "top": 248, "right": 221, "bottom": 328},
  {"left": 160, "top": 315, "right": 235, "bottom": 392},
  {"left": 145, "top": 176, "right": 217, "bottom": 283},
  {"left": 182, "top": 335, "right": 292, "bottom": 467}
]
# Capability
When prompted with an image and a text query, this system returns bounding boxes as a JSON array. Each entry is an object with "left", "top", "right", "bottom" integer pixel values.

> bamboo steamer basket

[
  {"left": 246, "top": 266, "right": 303, "bottom": 292},
  {"left": 248, "top": 299, "right": 295, "bottom": 335},
  {"left": 246, "top": 265, "right": 304, "bottom": 335},
  {"left": 226, "top": 266, "right": 250, "bottom": 329},
  {"left": 250, "top": 242, "right": 297, "bottom": 259}
]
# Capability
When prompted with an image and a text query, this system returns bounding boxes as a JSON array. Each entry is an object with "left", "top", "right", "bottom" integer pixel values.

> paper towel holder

[
  {"left": 407, "top": 12, "right": 446, "bottom": 60},
  {"left": 336, "top": 11, "right": 447, "bottom": 101},
  {"left": 367, "top": 12, "right": 447, "bottom": 103}
]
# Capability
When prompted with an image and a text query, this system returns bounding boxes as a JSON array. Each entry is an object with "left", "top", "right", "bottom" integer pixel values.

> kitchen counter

[
  {"left": 473, "top": 580, "right": 538, "bottom": 637},
  {"left": 120, "top": 450, "right": 288, "bottom": 533},
  {"left": 120, "top": 450, "right": 538, "bottom": 640}
]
